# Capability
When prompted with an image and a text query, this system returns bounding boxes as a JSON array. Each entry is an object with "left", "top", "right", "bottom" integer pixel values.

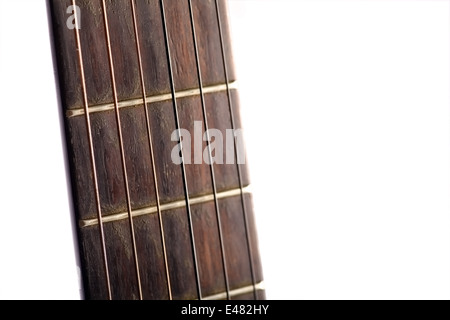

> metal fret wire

[
  {"left": 203, "top": 281, "right": 265, "bottom": 301},
  {"left": 130, "top": 0, "right": 173, "bottom": 300},
  {"left": 72, "top": 0, "right": 112, "bottom": 300},
  {"left": 101, "top": 0, "right": 143, "bottom": 300},
  {"left": 160, "top": 0, "right": 203, "bottom": 300},
  {"left": 79, "top": 186, "right": 252, "bottom": 228},
  {"left": 66, "top": 82, "right": 238, "bottom": 118},
  {"left": 214, "top": 0, "right": 257, "bottom": 299},
  {"left": 188, "top": 0, "right": 230, "bottom": 300}
]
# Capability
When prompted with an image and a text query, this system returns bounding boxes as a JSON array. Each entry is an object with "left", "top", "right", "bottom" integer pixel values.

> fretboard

[{"left": 49, "top": 0, "right": 264, "bottom": 300}]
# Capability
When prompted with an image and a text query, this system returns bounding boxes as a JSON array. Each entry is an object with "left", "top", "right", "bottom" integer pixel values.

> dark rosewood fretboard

[{"left": 49, "top": 0, "right": 264, "bottom": 300}]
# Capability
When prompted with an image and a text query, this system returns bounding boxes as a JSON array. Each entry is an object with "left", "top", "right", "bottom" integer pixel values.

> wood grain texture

[{"left": 50, "top": 0, "right": 264, "bottom": 300}]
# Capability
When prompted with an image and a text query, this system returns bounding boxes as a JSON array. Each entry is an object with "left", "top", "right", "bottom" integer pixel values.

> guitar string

[
  {"left": 214, "top": 0, "right": 258, "bottom": 299},
  {"left": 72, "top": 0, "right": 112, "bottom": 300},
  {"left": 187, "top": 0, "right": 231, "bottom": 300},
  {"left": 101, "top": 0, "right": 143, "bottom": 300},
  {"left": 130, "top": 0, "right": 173, "bottom": 300},
  {"left": 160, "top": 0, "right": 203, "bottom": 300}
]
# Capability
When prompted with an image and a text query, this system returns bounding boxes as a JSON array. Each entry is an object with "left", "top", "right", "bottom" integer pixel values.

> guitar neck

[{"left": 49, "top": 0, "right": 264, "bottom": 300}]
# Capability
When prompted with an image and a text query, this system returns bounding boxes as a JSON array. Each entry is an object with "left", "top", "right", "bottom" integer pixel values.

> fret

[
  {"left": 66, "top": 92, "right": 250, "bottom": 221},
  {"left": 217, "top": 192, "right": 263, "bottom": 297},
  {"left": 203, "top": 90, "right": 251, "bottom": 191},
  {"left": 50, "top": 0, "right": 265, "bottom": 300},
  {"left": 203, "top": 282, "right": 265, "bottom": 301},
  {"left": 80, "top": 186, "right": 252, "bottom": 228},
  {"left": 191, "top": 0, "right": 235, "bottom": 85},
  {"left": 66, "top": 82, "right": 238, "bottom": 118},
  {"left": 53, "top": 0, "right": 237, "bottom": 111},
  {"left": 77, "top": 193, "right": 263, "bottom": 299}
]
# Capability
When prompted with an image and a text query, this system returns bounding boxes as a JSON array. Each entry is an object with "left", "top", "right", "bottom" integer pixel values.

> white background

[
  {"left": 0, "top": 0, "right": 449, "bottom": 300},
  {"left": 229, "top": 0, "right": 450, "bottom": 300}
]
